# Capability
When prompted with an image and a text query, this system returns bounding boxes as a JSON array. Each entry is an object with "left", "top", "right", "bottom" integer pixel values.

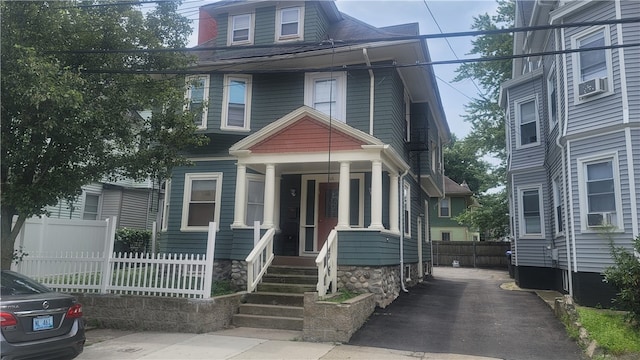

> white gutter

[
  {"left": 399, "top": 169, "right": 409, "bottom": 293},
  {"left": 363, "top": 48, "right": 375, "bottom": 135}
]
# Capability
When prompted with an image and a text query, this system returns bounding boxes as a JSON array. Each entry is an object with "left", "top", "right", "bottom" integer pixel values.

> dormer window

[
  {"left": 230, "top": 13, "right": 253, "bottom": 45},
  {"left": 276, "top": 6, "right": 303, "bottom": 41}
]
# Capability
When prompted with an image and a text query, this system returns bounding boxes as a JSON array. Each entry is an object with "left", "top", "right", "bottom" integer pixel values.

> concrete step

[
  {"left": 243, "top": 292, "right": 305, "bottom": 307},
  {"left": 232, "top": 314, "right": 303, "bottom": 331},
  {"left": 262, "top": 273, "right": 317, "bottom": 285},
  {"left": 238, "top": 303, "right": 304, "bottom": 318},
  {"left": 267, "top": 266, "right": 317, "bottom": 276},
  {"left": 257, "top": 282, "right": 316, "bottom": 294}
]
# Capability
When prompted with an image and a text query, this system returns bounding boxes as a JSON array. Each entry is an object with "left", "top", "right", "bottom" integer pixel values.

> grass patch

[
  {"left": 577, "top": 306, "right": 640, "bottom": 355},
  {"left": 324, "top": 289, "right": 358, "bottom": 303},
  {"left": 211, "top": 280, "right": 234, "bottom": 296}
]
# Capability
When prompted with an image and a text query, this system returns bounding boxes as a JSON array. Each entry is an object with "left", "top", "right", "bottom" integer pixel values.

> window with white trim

[
  {"left": 276, "top": 6, "right": 303, "bottom": 41},
  {"left": 403, "top": 181, "right": 411, "bottom": 237},
  {"left": 552, "top": 177, "right": 563, "bottom": 235},
  {"left": 304, "top": 72, "right": 346, "bottom": 122},
  {"left": 441, "top": 232, "right": 451, "bottom": 242},
  {"left": 518, "top": 186, "right": 544, "bottom": 237},
  {"left": 439, "top": 198, "right": 450, "bottom": 217},
  {"left": 578, "top": 156, "right": 621, "bottom": 229},
  {"left": 571, "top": 26, "right": 612, "bottom": 101},
  {"left": 221, "top": 75, "right": 252, "bottom": 131},
  {"left": 516, "top": 97, "right": 539, "bottom": 147},
  {"left": 161, "top": 179, "right": 171, "bottom": 231},
  {"left": 181, "top": 173, "right": 222, "bottom": 231},
  {"left": 245, "top": 174, "right": 264, "bottom": 226},
  {"left": 404, "top": 90, "right": 411, "bottom": 142},
  {"left": 185, "top": 75, "right": 209, "bottom": 129},
  {"left": 229, "top": 13, "right": 252, "bottom": 45},
  {"left": 83, "top": 193, "right": 101, "bottom": 220},
  {"left": 547, "top": 65, "right": 558, "bottom": 130}
]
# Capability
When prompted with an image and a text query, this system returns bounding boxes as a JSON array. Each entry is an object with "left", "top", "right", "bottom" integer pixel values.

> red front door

[{"left": 317, "top": 182, "right": 339, "bottom": 250}]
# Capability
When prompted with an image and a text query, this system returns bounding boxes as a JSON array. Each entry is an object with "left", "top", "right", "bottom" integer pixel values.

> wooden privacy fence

[
  {"left": 13, "top": 220, "right": 217, "bottom": 299},
  {"left": 433, "top": 241, "right": 511, "bottom": 268}
]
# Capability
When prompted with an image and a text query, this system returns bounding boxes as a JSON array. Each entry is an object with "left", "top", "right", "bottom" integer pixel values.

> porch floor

[{"left": 271, "top": 256, "right": 316, "bottom": 267}]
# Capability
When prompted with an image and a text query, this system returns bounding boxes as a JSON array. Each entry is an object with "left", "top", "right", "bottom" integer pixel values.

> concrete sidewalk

[{"left": 78, "top": 327, "right": 499, "bottom": 360}]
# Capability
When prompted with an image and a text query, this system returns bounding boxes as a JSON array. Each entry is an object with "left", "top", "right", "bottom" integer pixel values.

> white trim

[
  {"left": 571, "top": 26, "right": 614, "bottom": 104},
  {"left": 181, "top": 172, "right": 223, "bottom": 232},
  {"left": 517, "top": 184, "right": 545, "bottom": 239},
  {"left": 567, "top": 142, "right": 577, "bottom": 272},
  {"left": 625, "top": 127, "right": 639, "bottom": 237},
  {"left": 82, "top": 192, "right": 102, "bottom": 221},
  {"left": 547, "top": 63, "right": 558, "bottom": 132},
  {"left": 438, "top": 197, "right": 450, "bottom": 218},
  {"left": 228, "top": 13, "right": 254, "bottom": 46},
  {"left": 515, "top": 95, "right": 540, "bottom": 149},
  {"left": 187, "top": 156, "right": 236, "bottom": 162},
  {"left": 403, "top": 181, "right": 411, "bottom": 238},
  {"left": 161, "top": 179, "right": 171, "bottom": 231},
  {"left": 304, "top": 72, "right": 347, "bottom": 122},
  {"left": 245, "top": 173, "right": 265, "bottom": 227},
  {"left": 184, "top": 75, "right": 209, "bottom": 129},
  {"left": 404, "top": 90, "right": 411, "bottom": 142},
  {"left": 616, "top": 1, "right": 630, "bottom": 124},
  {"left": 576, "top": 152, "right": 624, "bottom": 232},
  {"left": 552, "top": 176, "right": 564, "bottom": 237},
  {"left": 276, "top": 5, "right": 304, "bottom": 42},
  {"left": 221, "top": 74, "right": 252, "bottom": 131}
]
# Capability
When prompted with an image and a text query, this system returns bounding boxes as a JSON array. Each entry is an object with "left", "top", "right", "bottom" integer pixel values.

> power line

[{"left": 48, "top": 17, "right": 640, "bottom": 54}]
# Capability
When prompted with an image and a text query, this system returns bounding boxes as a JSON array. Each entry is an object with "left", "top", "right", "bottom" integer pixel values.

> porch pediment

[{"left": 229, "top": 106, "right": 383, "bottom": 154}]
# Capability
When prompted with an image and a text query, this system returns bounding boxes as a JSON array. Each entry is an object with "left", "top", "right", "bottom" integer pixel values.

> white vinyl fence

[{"left": 13, "top": 219, "right": 216, "bottom": 299}]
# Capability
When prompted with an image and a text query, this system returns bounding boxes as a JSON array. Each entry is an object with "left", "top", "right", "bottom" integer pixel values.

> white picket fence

[{"left": 13, "top": 220, "right": 216, "bottom": 299}]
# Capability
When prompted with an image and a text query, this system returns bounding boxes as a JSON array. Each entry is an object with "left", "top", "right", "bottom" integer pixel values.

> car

[{"left": 1, "top": 270, "right": 85, "bottom": 360}]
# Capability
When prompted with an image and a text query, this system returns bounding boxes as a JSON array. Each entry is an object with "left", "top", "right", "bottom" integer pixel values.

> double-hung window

[
  {"left": 439, "top": 198, "right": 450, "bottom": 217},
  {"left": 518, "top": 186, "right": 544, "bottom": 237},
  {"left": 221, "top": 75, "right": 252, "bottom": 131},
  {"left": 403, "top": 181, "right": 411, "bottom": 237},
  {"left": 441, "top": 232, "right": 451, "bottom": 242},
  {"left": 277, "top": 7, "right": 303, "bottom": 41},
  {"left": 304, "top": 72, "right": 346, "bottom": 122},
  {"left": 572, "top": 27, "right": 612, "bottom": 101},
  {"left": 185, "top": 75, "right": 209, "bottom": 129},
  {"left": 181, "top": 173, "right": 222, "bottom": 231},
  {"left": 161, "top": 179, "right": 171, "bottom": 231},
  {"left": 547, "top": 65, "right": 558, "bottom": 130},
  {"left": 579, "top": 155, "right": 621, "bottom": 229},
  {"left": 245, "top": 175, "right": 264, "bottom": 226},
  {"left": 83, "top": 193, "right": 101, "bottom": 220},
  {"left": 516, "top": 97, "right": 539, "bottom": 147},
  {"left": 404, "top": 90, "right": 411, "bottom": 142},
  {"left": 230, "top": 13, "right": 252, "bottom": 45},
  {"left": 552, "top": 177, "right": 563, "bottom": 235}
]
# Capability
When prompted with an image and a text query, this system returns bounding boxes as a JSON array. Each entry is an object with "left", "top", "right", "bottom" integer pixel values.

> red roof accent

[{"left": 250, "top": 116, "right": 366, "bottom": 153}]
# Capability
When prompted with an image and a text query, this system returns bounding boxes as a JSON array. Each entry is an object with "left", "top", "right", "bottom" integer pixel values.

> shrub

[
  {"left": 115, "top": 228, "right": 152, "bottom": 253},
  {"left": 603, "top": 235, "right": 640, "bottom": 328}
]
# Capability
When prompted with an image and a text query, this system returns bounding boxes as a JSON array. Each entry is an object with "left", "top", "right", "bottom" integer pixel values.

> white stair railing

[
  {"left": 315, "top": 229, "right": 338, "bottom": 298},
  {"left": 245, "top": 227, "right": 275, "bottom": 293}
]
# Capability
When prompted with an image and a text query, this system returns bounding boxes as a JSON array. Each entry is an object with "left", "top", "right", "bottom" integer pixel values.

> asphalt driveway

[{"left": 348, "top": 267, "right": 585, "bottom": 360}]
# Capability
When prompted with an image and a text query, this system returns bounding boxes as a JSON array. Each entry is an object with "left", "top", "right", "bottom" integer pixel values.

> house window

[
  {"left": 552, "top": 177, "right": 563, "bottom": 234},
  {"left": 439, "top": 198, "right": 450, "bottom": 217},
  {"left": 229, "top": 13, "right": 252, "bottom": 45},
  {"left": 404, "top": 90, "right": 411, "bottom": 142},
  {"left": 185, "top": 75, "right": 209, "bottom": 129},
  {"left": 403, "top": 181, "right": 411, "bottom": 237},
  {"left": 547, "top": 65, "right": 558, "bottom": 130},
  {"left": 277, "top": 7, "right": 303, "bottom": 41},
  {"left": 161, "top": 179, "right": 171, "bottom": 231},
  {"left": 572, "top": 27, "right": 612, "bottom": 101},
  {"left": 83, "top": 193, "right": 101, "bottom": 220},
  {"left": 516, "top": 97, "right": 539, "bottom": 147},
  {"left": 304, "top": 72, "right": 346, "bottom": 122},
  {"left": 246, "top": 175, "right": 264, "bottom": 226},
  {"left": 518, "top": 186, "right": 543, "bottom": 237},
  {"left": 442, "top": 232, "right": 451, "bottom": 242},
  {"left": 579, "top": 156, "right": 621, "bottom": 229},
  {"left": 431, "top": 141, "right": 437, "bottom": 173},
  {"left": 181, "top": 173, "right": 222, "bottom": 231},
  {"left": 221, "top": 75, "right": 252, "bottom": 131}
]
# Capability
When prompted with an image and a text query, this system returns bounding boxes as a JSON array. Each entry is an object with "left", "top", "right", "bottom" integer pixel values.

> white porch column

[
  {"left": 369, "top": 160, "right": 384, "bottom": 229},
  {"left": 389, "top": 172, "right": 399, "bottom": 232},
  {"left": 337, "top": 161, "right": 351, "bottom": 228},
  {"left": 232, "top": 164, "right": 247, "bottom": 227},
  {"left": 263, "top": 164, "right": 276, "bottom": 228}
]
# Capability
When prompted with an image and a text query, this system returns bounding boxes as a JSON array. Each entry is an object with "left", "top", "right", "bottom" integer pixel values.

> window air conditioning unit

[
  {"left": 578, "top": 78, "right": 606, "bottom": 98},
  {"left": 587, "top": 212, "right": 613, "bottom": 227}
]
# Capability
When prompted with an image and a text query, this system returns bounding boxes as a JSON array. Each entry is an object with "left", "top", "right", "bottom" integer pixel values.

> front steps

[{"left": 233, "top": 259, "right": 317, "bottom": 331}]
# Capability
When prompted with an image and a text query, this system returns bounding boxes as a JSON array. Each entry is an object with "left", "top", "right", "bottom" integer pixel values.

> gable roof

[{"left": 444, "top": 176, "right": 473, "bottom": 196}]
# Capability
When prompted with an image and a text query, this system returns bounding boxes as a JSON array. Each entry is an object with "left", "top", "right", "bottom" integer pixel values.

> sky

[{"left": 176, "top": 0, "right": 501, "bottom": 139}]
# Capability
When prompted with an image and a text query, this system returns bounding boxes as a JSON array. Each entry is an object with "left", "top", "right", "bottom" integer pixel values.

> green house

[{"left": 429, "top": 176, "right": 479, "bottom": 242}]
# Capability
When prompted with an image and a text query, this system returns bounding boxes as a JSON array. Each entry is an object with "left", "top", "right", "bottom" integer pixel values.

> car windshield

[{"left": 0, "top": 271, "right": 51, "bottom": 296}]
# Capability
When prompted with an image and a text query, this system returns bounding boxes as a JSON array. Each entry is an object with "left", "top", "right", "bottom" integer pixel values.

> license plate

[{"left": 33, "top": 316, "right": 54, "bottom": 331}]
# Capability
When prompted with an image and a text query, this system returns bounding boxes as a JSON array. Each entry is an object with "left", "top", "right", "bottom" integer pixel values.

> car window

[{"left": 0, "top": 271, "right": 51, "bottom": 296}]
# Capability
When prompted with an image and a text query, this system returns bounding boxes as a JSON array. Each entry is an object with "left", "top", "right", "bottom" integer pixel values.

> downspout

[
  {"left": 399, "top": 169, "right": 409, "bottom": 292},
  {"left": 363, "top": 48, "right": 375, "bottom": 135}
]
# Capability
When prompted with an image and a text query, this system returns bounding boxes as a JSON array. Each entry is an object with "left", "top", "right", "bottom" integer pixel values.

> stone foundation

[
  {"left": 338, "top": 265, "right": 400, "bottom": 308},
  {"left": 213, "top": 260, "right": 232, "bottom": 282},
  {"left": 231, "top": 260, "right": 247, "bottom": 291}
]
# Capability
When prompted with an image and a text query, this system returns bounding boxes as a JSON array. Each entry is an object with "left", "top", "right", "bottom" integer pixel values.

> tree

[
  {"left": 604, "top": 235, "right": 640, "bottom": 328},
  {"left": 443, "top": 135, "right": 495, "bottom": 194},
  {"left": 1, "top": 1, "right": 207, "bottom": 269},
  {"left": 449, "top": 0, "right": 514, "bottom": 239}
]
